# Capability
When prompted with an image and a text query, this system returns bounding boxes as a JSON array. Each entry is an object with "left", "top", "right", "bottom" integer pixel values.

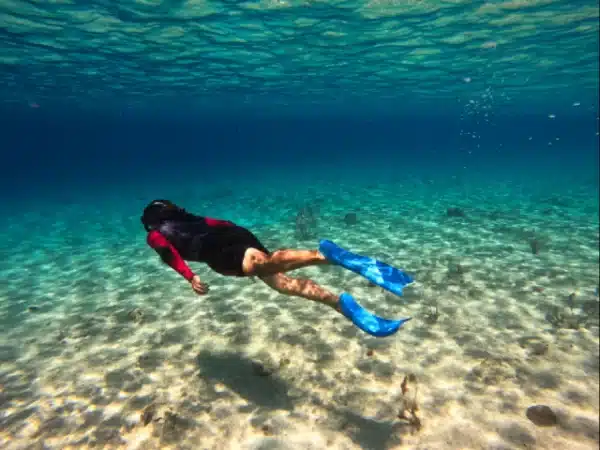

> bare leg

[
  {"left": 242, "top": 248, "right": 329, "bottom": 276},
  {"left": 259, "top": 273, "right": 340, "bottom": 312}
]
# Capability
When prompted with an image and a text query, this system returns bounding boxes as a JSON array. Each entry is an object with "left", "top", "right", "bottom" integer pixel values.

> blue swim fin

[
  {"left": 339, "top": 293, "right": 411, "bottom": 337},
  {"left": 319, "top": 239, "right": 414, "bottom": 296}
]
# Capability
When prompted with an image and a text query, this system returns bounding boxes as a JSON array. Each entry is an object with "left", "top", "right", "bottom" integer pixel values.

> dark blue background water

[{"left": 3, "top": 106, "right": 598, "bottom": 208}]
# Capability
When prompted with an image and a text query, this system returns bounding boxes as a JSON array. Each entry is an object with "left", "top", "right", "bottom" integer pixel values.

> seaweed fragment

[
  {"left": 398, "top": 373, "right": 421, "bottom": 432},
  {"left": 141, "top": 403, "right": 157, "bottom": 426},
  {"left": 530, "top": 238, "right": 542, "bottom": 255},
  {"left": 528, "top": 234, "right": 550, "bottom": 255},
  {"left": 295, "top": 205, "right": 318, "bottom": 240},
  {"left": 566, "top": 292, "right": 576, "bottom": 311}
]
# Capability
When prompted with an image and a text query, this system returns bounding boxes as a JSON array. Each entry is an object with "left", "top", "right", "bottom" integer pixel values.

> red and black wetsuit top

[{"left": 147, "top": 215, "right": 235, "bottom": 280}]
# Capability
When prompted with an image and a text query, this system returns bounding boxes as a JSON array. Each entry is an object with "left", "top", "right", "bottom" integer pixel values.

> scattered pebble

[
  {"left": 127, "top": 308, "right": 144, "bottom": 324},
  {"left": 423, "top": 306, "right": 440, "bottom": 325},
  {"left": 526, "top": 405, "right": 558, "bottom": 427},
  {"left": 529, "top": 341, "right": 549, "bottom": 356},
  {"left": 261, "top": 424, "right": 274, "bottom": 436},
  {"left": 279, "top": 358, "right": 290, "bottom": 368}
]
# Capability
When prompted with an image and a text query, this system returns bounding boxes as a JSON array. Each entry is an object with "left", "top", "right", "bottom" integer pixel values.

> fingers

[{"left": 193, "top": 282, "right": 209, "bottom": 295}]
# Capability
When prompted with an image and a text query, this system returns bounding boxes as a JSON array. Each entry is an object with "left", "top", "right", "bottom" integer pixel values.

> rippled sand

[{"left": 1, "top": 180, "right": 598, "bottom": 449}]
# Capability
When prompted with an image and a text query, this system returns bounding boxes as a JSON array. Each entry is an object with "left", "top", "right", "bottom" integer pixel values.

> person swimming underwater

[
  {"left": 142, "top": 199, "right": 341, "bottom": 308},
  {"left": 141, "top": 199, "right": 414, "bottom": 337}
]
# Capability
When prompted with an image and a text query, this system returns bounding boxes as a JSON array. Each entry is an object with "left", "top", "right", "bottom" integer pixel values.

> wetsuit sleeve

[
  {"left": 204, "top": 217, "right": 235, "bottom": 227},
  {"left": 146, "top": 231, "right": 195, "bottom": 281}
]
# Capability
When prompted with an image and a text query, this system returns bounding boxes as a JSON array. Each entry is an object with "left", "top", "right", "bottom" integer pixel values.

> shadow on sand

[
  {"left": 195, "top": 350, "right": 419, "bottom": 449},
  {"left": 195, "top": 350, "right": 294, "bottom": 411},
  {"left": 327, "top": 408, "right": 411, "bottom": 449}
]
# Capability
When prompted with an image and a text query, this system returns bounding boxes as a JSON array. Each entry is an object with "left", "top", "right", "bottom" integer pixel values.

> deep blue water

[
  {"left": 3, "top": 109, "right": 598, "bottom": 208},
  {"left": 2, "top": 0, "right": 598, "bottom": 211}
]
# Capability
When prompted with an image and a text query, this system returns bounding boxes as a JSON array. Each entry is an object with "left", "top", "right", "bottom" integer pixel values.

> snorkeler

[{"left": 141, "top": 199, "right": 414, "bottom": 337}]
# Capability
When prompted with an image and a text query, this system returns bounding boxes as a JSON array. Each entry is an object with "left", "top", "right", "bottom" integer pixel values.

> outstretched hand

[{"left": 190, "top": 275, "right": 209, "bottom": 295}]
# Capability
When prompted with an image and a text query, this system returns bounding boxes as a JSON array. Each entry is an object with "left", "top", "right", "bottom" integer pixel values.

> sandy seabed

[{"left": 1, "top": 182, "right": 598, "bottom": 450}]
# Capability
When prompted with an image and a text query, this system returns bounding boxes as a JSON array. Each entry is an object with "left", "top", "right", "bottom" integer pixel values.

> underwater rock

[
  {"left": 251, "top": 361, "right": 273, "bottom": 377},
  {"left": 449, "top": 263, "right": 468, "bottom": 276},
  {"left": 423, "top": 305, "right": 440, "bottom": 325},
  {"left": 137, "top": 351, "right": 165, "bottom": 371},
  {"left": 279, "top": 357, "right": 291, "bottom": 368},
  {"left": 529, "top": 341, "right": 549, "bottom": 356},
  {"left": 127, "top": 308, "right": 144, "bottom": 324},
  {"left": 446, "top": 207, "right": 466, "bottom": 218},
  {"left": 159, "top": 409, "right": 194, "bottom": 444},
  {"left": 545, "top": 306, "right": 584, "bottom": 329},
  {"left": 518, "top": 336, "right": 550, "bottom": 357},
  {"left": 343, "top": 212, "right": 358, "bottom": 225},
  {"left": 261, "top": 424, "right": 275, "bottom": 436},
  {"left": 526, "top": 405, "right": 558, "bottom": 427}
]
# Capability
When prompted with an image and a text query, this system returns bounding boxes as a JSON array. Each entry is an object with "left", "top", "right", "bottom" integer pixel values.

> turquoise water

[
  {"left": 1, "top": 0, "right": 598, "bottom": 115},
  {"left": 1, "top": 1, "right": 599, "bottom": 449}
]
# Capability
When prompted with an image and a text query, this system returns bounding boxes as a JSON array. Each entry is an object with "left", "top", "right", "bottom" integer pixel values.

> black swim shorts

[{"left": 203, "top": 225, "right": 270, "bottom": 277}]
